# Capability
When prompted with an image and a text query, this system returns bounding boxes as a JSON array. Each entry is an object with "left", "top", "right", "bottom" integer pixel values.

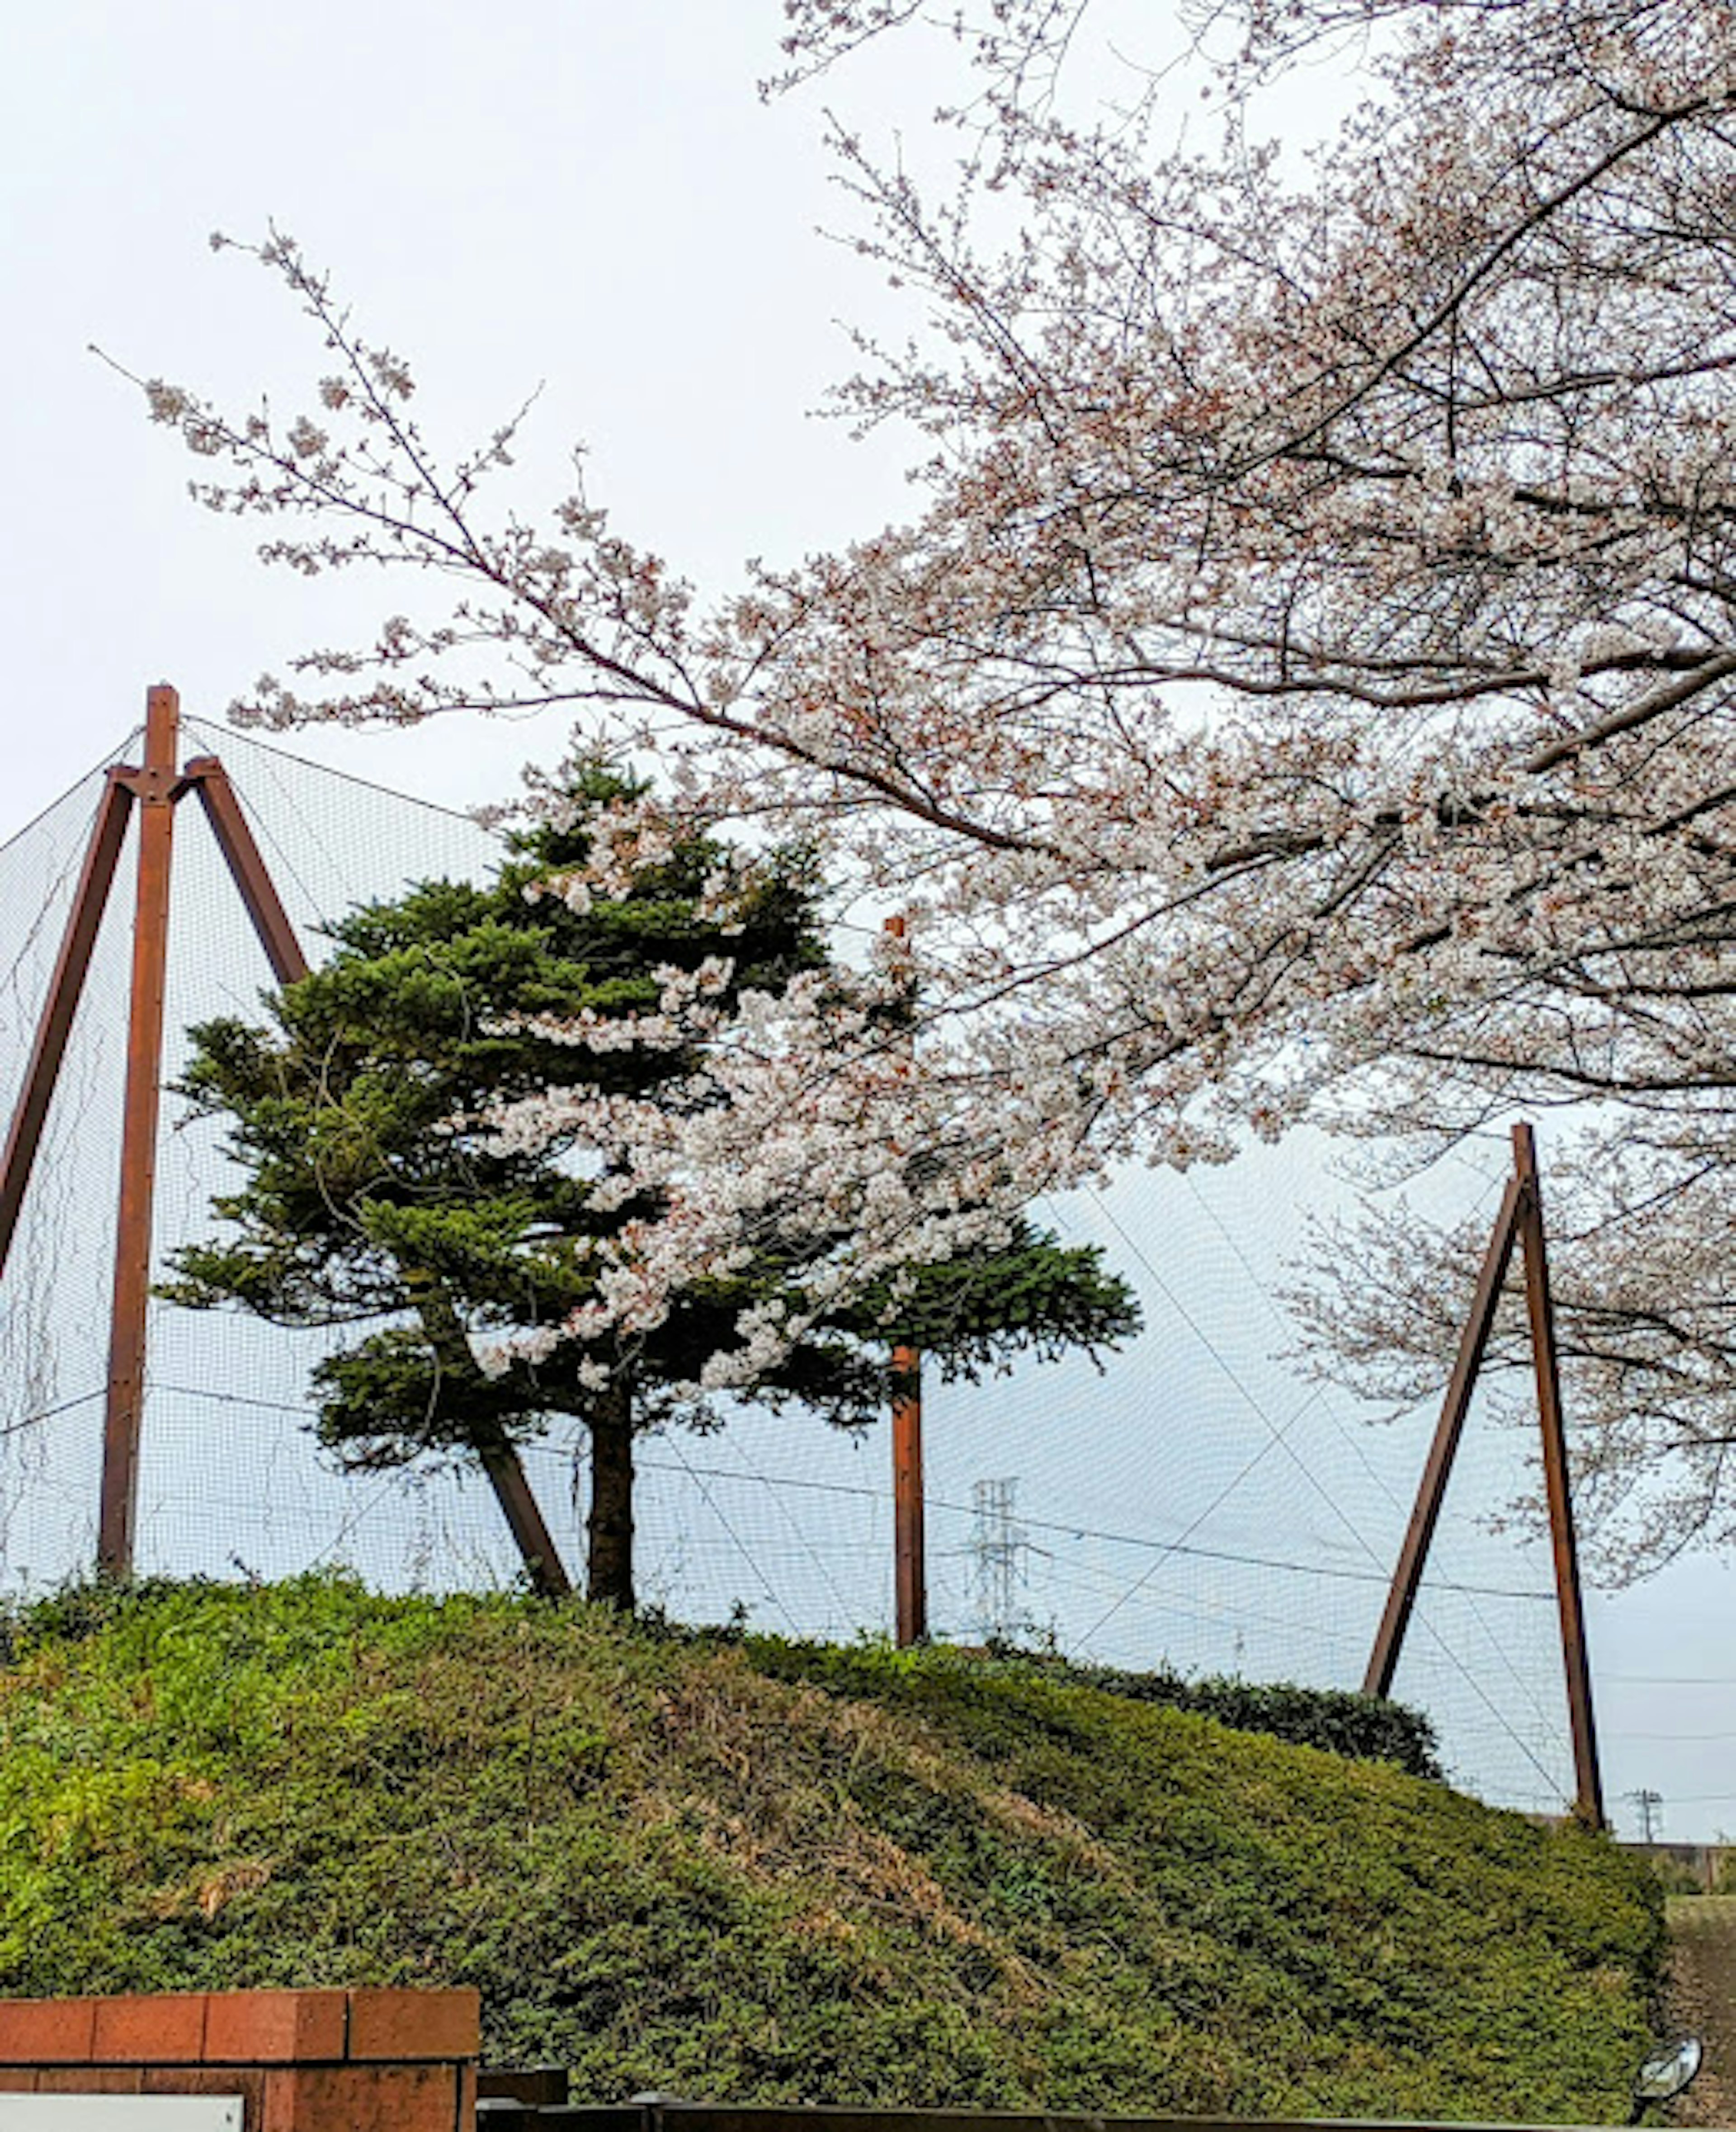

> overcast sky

[
  {"left": 4, "top": 1, "right": 1733, "bottom": 1840},
  {"left": 2, "top": 0, "right": 929, "bottom": 816}
]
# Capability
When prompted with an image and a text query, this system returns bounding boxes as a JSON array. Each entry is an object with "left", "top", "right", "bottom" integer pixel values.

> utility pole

[{"left": 1627, "top": 1787, "right": 1664, "bottom": 1844}]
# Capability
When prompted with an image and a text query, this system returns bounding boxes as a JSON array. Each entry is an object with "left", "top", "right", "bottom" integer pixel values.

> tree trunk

[{"left": 586, "top": 1374, "right": 635, "bottom": 1609}]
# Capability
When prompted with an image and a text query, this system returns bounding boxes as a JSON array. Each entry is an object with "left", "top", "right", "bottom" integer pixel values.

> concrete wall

[{"left": 1621, "top": 1841, "right": 1734, "bottom": 1892}]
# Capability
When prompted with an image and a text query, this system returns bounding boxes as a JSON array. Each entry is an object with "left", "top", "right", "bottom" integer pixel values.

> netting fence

[{"left": 0, "top": 718, "right": 1576, "bottom": 1813}]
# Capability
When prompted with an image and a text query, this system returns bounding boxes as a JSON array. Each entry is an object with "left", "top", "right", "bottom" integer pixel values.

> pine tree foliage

[{"left": 166, "top": 773, "right": 1139, "bottom": 1605}]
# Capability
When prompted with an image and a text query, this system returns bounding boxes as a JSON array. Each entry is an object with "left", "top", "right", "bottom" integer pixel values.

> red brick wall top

[{"left": 0, "top": 1987, "right": 480, "bottom": 2067}]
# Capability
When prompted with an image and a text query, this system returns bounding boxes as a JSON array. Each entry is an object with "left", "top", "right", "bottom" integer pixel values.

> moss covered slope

[{"left": 0, "top": 1578, "right": 1661, "bottom": 2119}]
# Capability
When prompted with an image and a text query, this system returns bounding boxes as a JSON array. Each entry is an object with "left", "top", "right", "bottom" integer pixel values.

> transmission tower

[{"left": 971, "top": 1477, "right": 1030, "bottom": 1643}]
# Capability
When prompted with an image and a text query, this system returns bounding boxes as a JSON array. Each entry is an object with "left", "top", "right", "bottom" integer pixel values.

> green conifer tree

[{"left": 166, "top": 772, "right": 1139, "bottom": 1608}]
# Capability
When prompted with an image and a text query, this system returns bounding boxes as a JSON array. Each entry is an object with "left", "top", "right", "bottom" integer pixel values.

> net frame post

[
  {"left": 892, "top": 1343, "right": 926, "bottom": 1646},
  {"left": 1362, "top": 1172, "right": 1526, "bottom": 1698},
  {"left": 883, "top": 914, "right": 928, "bottom": 1647},
  {"left": 7, "top": 695, "right": 577, "bottom": 1598},
  {"left": 176, "top": 745, "right": 572, "bottom": 1596},
  {"left": 0, "top": 776, "right": 136, "bottom": 1279},
  {"left": 479, "top": 1444, "right": 573, "bottom": 1599},
  {"left": 1513, "top": 1120, "right": 1605, "bottom": 1828},
  {"left": 182, "top": 755, "right": 310, "bottom": 986},
  {"left": 1362, "top": 1124, "right": 1606, "bottom": 1829},
  {"left": 100, "top": 685, "right": 184, "bottom": 1578}
]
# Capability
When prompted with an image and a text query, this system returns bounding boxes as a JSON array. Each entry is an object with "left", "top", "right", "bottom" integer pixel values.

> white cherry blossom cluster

[{"left": 131, "top": 5, "right": 1736, "bottom": 1555}]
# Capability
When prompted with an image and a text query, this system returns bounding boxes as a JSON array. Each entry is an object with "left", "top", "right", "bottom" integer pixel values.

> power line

[
  {"left": 133, "top": 1400, "right": 1556, "bottom": 1602},
  {"left": 0, "top": 1390, "right": 106, "bottom": 1440},
  {"left": 1603, "top": 1673, "right": 1736, "bottom": 1687},
  {"left": 1615, "top": 1729, "right": 1736, "bottom": 1744}
]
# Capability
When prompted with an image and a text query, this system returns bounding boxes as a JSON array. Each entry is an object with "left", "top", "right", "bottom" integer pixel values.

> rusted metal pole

[
  {"left": 5, "top": 693, "right": 569, "bottom": 1594},
  {"left": 1363, "top": 1172, "right": 1526, "bottom": 1698},
  {"left": 184, "top": 758, "right": 309, "bottom": 985},
  {"left": 404, "top": 1266, "right": 576, "bottom": 1597},
  {"left": 892, "top": 1344, "right": 927, "bottom": 1645},
  {"left": 196, "top": 753, "right": 571, "bottom": 1596},
  {"left": 0, "top": 777, "right": 135, "bottom": 1280},
  {"left": 99, "top": 685, "right": 182, "bottom": 1579},
  {"left": 884, "top": 914, "right": 927, "bottom": 1646},
  {"left": 192, "top": 761, "right": 568, "bottom": 1591},
  {"left": 1513, "top": 1121, "right": 1605, "bottom": 1828},
  {"left": 479, "top": 1443, "right": 574, "bottom": 1599}
]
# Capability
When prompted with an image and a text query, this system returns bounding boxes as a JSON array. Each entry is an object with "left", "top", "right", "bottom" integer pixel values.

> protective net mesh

[{"left": 0, "top": 718, "right": 1574, "bottom": 1812}]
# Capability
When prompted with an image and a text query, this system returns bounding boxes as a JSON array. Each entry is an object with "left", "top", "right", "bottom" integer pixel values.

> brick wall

[{"left": 0, "top": 1986, "right": 478, "bottom": 2129}]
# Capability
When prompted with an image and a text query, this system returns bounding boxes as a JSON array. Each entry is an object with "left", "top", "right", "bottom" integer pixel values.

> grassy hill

[{"left": 0, "top": 1577, "right": 1662, "bottom": 2119}]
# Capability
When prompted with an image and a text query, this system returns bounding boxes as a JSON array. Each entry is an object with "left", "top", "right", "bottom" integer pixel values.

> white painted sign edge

[{"left": 0, "top": 2101, "right": 243, "bottom": 2128}]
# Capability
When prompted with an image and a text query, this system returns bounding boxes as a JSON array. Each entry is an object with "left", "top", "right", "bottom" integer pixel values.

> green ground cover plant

[
  {"left": 747, "top": 1638, "right": 1443, "bottom": 1780},
  {"left": 0, "top": 1576, "right": 1663, "bottom": 2118}
]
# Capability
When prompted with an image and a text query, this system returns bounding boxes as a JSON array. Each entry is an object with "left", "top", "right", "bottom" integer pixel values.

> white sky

[
  {"left": 2, "top": 0, "right": 924, "bottom": 814},
  {"left": 3, "top": 0, "right": 1732, "bottom": 1841}
]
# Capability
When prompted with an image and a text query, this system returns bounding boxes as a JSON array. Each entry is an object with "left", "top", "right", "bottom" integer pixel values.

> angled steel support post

[
  {"left": 186, "top": 754, "right": 572, "bottom": 1597},
  {"left": 479, "top": 1444, "right": 573, "bottom": 1599},
  {"left": 183, "top": 756, "right": 310, "bottom": 986},
  {"left": 1362, "top": 1170, "right": 1527, "bottom": 1698},
  {"left": 401, "top": 1265, "right": 576, "bottom": 1598},
  {"left": 100, "top": 685, "right": 183, "bottom": 1578},
  {"left": 0, "top": 776, "right": 135, "bottom": 1280},
  {"left": 1363, "top": 1122, "right": 1607, "bottom": 1829},
  {"left": 1513, "top": 1121, "right": 1605, "bottom": 1828},
  {"left": 5, "top": 685, "right": 569, "bottom": 1593}
]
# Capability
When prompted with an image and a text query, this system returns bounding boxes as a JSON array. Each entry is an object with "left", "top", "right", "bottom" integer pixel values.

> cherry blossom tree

[
  {"left": 166, "top": 768, "right": 1136, "bottom": 1609},
  {"left": 128, "top": 0, "right": 1736, "bottom": 1563}
]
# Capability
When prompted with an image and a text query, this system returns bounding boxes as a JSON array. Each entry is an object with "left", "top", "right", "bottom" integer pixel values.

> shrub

[{"left": 745, "top": 1636, "right": 1442, "bottom": 1778}]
